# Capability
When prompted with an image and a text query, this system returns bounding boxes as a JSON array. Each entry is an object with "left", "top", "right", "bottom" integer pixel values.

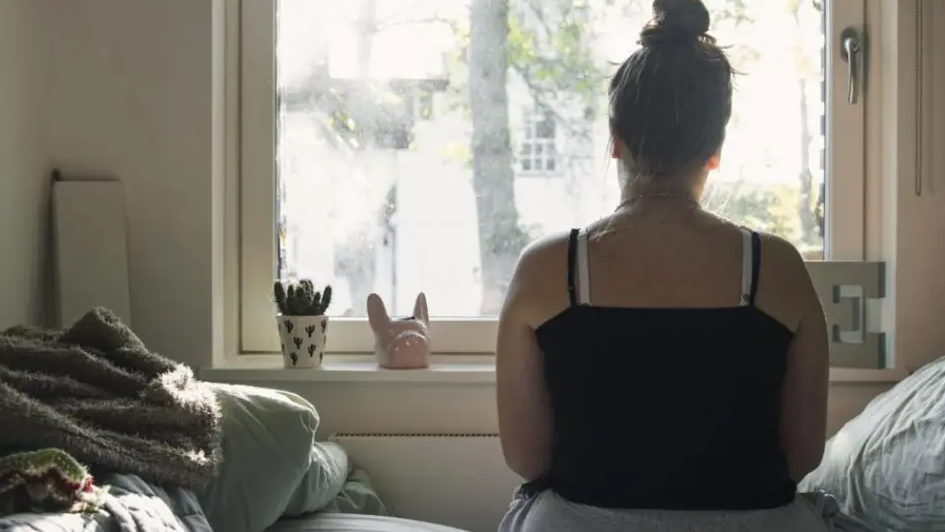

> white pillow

[{"left": 799, "top": 358, "right": 945, "bottom": 532}]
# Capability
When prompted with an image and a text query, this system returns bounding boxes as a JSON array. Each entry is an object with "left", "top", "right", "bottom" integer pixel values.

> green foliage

[
  {"left": 273, "top": 279, "right": 333, "bottom": 316},
  {"left": 506, "top": 0, "right": 607, "bottom": 117},
  {"left": 706, "top": 183, "right": 797, "bottom": 236},
  {"left": 703, "top": 181, "right": 823, "bottom": 251},
  {"left": 442, "top": 0, "right": 758, "bottom": 174}
]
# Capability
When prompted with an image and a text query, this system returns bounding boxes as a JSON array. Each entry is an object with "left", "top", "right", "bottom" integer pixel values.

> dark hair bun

[{"left": 642, "top": 0, "right": 711, "bottom": 44}]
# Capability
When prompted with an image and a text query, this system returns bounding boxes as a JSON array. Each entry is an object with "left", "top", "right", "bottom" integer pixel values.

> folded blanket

[{"left": 0, "top": 308, "right": 222, "bottom": 490}]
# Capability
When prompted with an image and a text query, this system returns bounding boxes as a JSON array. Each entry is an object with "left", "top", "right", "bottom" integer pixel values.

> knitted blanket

[
  {"left": 0, "top": 308, "right": 222, "bottom": 491},
  {"left": 0, "top": 448, "right": 107, "bottom": 515}
]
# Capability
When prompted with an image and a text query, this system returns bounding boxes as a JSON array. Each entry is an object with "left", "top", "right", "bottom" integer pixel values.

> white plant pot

[{"left": 277, "top": 314, "right": 329, "bottom": 369}]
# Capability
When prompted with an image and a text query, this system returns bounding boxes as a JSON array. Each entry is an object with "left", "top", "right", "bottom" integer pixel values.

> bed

[
  {"left": 0, "top": 312, "right": 474, "bottom": 532},
  {"left": 0, "top": 472, "right": 212, "bottom": 532},
  {"left": 0, "top": 475, "right": 470, "bottom": 532}
]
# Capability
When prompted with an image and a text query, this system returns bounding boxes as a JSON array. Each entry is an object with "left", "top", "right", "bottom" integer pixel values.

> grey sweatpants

[{"left": 497, "top": 486, "right": 863, "bottom": 532}]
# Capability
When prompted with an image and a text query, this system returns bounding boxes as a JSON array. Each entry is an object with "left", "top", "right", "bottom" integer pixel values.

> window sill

[
  {"left": 202, "top": 354, "right": 908, "bottom": 385},
  {"left": 827, "top": 367, "right": 908, "bottom": 383},
  {"left": 201, "top": 354, "right": 496, "bottom": 384}
]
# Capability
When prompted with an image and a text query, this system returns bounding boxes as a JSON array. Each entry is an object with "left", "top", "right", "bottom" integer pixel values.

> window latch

[{"left": 840, "top": 27, "right": 862, "bottom": 105}]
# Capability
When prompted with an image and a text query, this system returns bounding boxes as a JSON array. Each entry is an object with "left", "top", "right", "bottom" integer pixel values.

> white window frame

[
  {"left": 824, "top": 0, "right": 866, "bottom": 260},
  {"left": 237, "top": 0, "right": 869, "bottom": 355},
  {"left": 518, "top": 105, "right": 559, "bottom": 176}
]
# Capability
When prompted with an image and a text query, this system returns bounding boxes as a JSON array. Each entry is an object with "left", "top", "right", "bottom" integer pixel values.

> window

[
  {"left": 239, "top": 0, "right": 872, "bottom": 358},
  {"left": 519, "top": 106, "right": 558, "bottom": 174}
]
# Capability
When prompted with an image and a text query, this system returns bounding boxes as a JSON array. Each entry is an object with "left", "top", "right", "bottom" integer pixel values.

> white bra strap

[
  {"left": 577, "top": 229, "right": 591, "bottom": 305},
  {"left": 740, "top": 227, "right": 753, "bottom": 306}
]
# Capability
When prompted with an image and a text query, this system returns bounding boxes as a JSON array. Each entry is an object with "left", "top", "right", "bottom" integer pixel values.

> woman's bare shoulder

[
  {"left": 519, "top": 230, "right": 572, "bottom": 263},
  {"left": 756, "top": 231, "right": 808, "bottom": 273},
  {"left": 513, "top": 230, "right": 573, "bottom": 291},
  {"left": 753, "top": 231, "right": 816, "bottom": 331},
  {"left": 505, "top": 230, "right": 575, "bottom": 325}
]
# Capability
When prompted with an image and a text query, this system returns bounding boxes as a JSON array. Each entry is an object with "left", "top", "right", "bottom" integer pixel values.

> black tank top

[{"left": 534, "top": 227, "right": 796, "bottom": 511}]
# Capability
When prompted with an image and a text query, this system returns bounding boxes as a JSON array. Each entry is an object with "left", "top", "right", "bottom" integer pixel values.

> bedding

[
  {"left": 0, "top": 328, "right": 383, "bottom": 532},
  {"left": 319, "top": 468, "right": 389, "bottom": 517},
  {"left": 0, "top": 472, "right": 212, "bottom": 532},
  {"left": 0, "top": 309, "right": 408, "bottom": 532},
  {"left": 0, "top": 308, "right": 221, "bottom": 491},
  {"left": 197, "top": 383, "right": 351, "bottom": 532},
  {"left": 266, "top": 514, "right": 470, "bottom": 532},
  {"left": 799, "top": 355, "right": 945, "bottom": 532},
  {"left": 0, "top": 459, "right": 388, "bottom": 532}
]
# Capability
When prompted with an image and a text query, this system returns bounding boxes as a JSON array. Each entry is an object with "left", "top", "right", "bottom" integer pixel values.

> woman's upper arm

[
  {"left": 777, "top": 240, "right": 830, "bottom": 481},
  {"left": 496, "top": 245, "right": 554, "bottom": 481}
]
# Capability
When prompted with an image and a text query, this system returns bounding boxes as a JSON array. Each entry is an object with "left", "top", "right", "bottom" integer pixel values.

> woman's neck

[{"left": 620, "top": 183, "right": 702, "bottom": 204}]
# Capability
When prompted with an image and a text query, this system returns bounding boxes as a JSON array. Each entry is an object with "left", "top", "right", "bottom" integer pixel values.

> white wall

[
  {"left": 0, "top": 3, "right": 51, "bottom": 329},
  {"left": 26, "top": 0, "right": 223, "bottom": 368}
]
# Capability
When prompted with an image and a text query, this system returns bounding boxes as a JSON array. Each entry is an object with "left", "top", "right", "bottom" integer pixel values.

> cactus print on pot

[
  {"left": 273, "top": 279, "right": 332, "bottom": 369},
  {"left": 277, "top": 314, "right": 329, "bottom": 369}
]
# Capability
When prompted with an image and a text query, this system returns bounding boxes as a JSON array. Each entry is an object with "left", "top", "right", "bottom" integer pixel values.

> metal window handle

[{"left": 840, "top": 28, "right": 862, "bottom": 105}]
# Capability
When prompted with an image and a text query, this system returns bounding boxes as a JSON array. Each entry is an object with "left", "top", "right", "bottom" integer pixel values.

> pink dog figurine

[{"left": 367, "top": 292, "right": 431, "bottom": 369}]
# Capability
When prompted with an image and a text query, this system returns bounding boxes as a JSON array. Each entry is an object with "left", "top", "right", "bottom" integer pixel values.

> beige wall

[
  {"left": 12, "top": 0, "right": 223, "bottom": 368},
  {"left": 0, "top": 3, "right": 51, "bottom": 328},
  {"left": 877, "top": 0, "right": 945, "bottom": 375}
]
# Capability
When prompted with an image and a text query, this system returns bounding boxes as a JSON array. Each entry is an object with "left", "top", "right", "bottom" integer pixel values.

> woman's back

[
  {"left": 495, "top": 1, "right": 829, "bottom": 529},
  {"left": 498, "top": 204, "right": 830, "bottom": 531},
  {"left": 528, "top": 205, "right": 798, "bottom": 509}
]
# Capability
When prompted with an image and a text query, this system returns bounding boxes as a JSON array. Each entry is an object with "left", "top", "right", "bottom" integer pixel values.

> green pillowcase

[
  {"left": 198, "top": 383, "right": 350, "bottom": 532},
  {"left": 319, "top": 467, "right": 390, "bottom": 517}
]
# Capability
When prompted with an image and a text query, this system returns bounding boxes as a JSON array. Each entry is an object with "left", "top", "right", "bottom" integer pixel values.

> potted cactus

[{"left": 273, "top": 279, "right": 332, "bottom": 369}]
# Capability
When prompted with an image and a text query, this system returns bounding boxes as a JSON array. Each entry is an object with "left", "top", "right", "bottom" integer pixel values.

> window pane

[
  {"left": 275, "top": 0, "right": 830, "bottom": 317},
  {"left": 536, "top": 115, "right": 556, "bottom": 140}
]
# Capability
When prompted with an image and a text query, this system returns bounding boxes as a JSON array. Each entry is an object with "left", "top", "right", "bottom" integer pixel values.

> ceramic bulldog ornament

[{"left": 366, "top": 292, "right": 431, "bottom": 369}]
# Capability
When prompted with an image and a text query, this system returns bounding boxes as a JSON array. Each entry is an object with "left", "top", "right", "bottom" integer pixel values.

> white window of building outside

[
  {"left": 238, "top": 0, "right": 884, "bottom": 367},
  {"left": 519, "top": 106, "right": 558, "bottom": 175}
]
